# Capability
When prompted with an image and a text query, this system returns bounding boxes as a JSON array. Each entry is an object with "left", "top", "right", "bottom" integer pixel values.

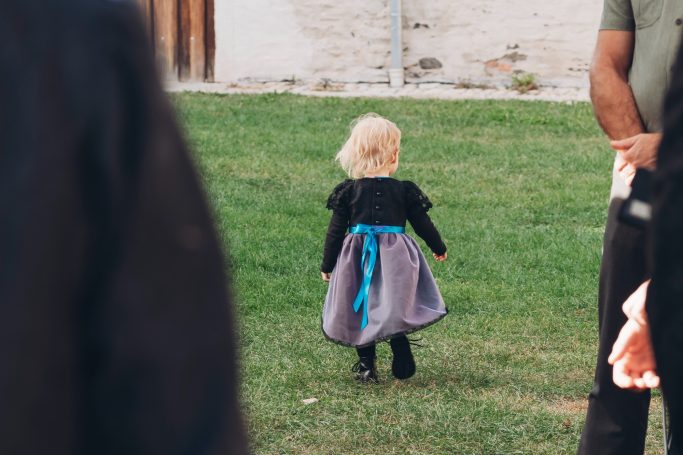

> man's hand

[
  {"left": 611, "top": 133, "right": 662, "bottom": 171},
  {"left": 321, "top": 272, "right": 331, "bottom": 282},
  {"left": 622, "top": 280, "right": 650, "bottom": 326},
  {"left": 609, "top": 319, "right": 660, "bottom": 390},
  {"left": 433, "top": 252, "right": 447, "bottom": 262},
  {"left": 608, "top": 280, "right": 660, "bottom": 391},
  {"left": 616, "top": 154, "right": 637, "bottom": 186}
]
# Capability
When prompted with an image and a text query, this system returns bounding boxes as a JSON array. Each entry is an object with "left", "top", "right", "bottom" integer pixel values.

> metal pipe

[{"left": 389, "top": 0, "right": 404, "bottom": 87}]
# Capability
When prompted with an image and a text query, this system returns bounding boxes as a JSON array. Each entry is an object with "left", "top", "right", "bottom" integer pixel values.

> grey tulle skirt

[{"left": 322, "top": 233, "right": 447, "bottom": 347}]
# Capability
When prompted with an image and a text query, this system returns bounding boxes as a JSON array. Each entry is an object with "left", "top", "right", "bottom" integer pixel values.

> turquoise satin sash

[{"left": 349, "top": 224, "right": 405, "bottom": 329}]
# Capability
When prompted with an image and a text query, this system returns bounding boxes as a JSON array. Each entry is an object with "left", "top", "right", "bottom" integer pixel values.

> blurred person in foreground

[
  {"left": 578, "top": 0, "right": 683, "bottom": 452},
  {"left": 0, "top": 1, "right": 247, "bottom": 454},
  {"left": 607, "top": 37, "right": 683, "bottom": 454}
]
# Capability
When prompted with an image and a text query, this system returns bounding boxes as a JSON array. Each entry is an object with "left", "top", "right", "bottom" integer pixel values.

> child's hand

[
  {"left": 433, "top": 252, "right": 447, "bottom": 262},
  {"left": 321, "top": 272, "right": 331, "bottom": 282}
]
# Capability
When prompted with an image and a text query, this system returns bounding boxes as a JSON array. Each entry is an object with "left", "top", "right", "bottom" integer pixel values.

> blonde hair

[{"left": 335, "top": 113, "right": 401, "bottom": 178}]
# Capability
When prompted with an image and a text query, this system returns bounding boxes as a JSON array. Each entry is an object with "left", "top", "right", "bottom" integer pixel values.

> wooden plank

[
  {"left": 153, "top": 0, "right": 178, "bottom": 80},
  {"left": 206, "top": 0, "right": 215, "bottom": 82},
  {"left": 179, "top": 0, "right": 206, "bottom": 81}
]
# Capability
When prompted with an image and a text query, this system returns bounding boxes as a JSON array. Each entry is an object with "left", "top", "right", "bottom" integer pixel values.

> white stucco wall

[{"left": 214, "top": 0, "right": 602, "bottom": 88}]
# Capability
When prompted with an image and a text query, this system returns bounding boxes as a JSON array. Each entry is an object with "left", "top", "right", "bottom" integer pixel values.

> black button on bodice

[
  {"left": 677, "top": 18, "right": 682, "bottom": 25},
  {"left": 375, "top": 205, "right": 381, "bottom": 210},
  {"left": 375, "top": 220, "right": 381, "bottom": 224},
  {"left": 376, "top": 192, "right": 383, "bottom": 197}
]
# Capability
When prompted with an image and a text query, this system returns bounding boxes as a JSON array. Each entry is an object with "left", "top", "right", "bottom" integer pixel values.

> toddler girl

[{"left": 320, "top": 113, "right": 448, "bottom": 383}]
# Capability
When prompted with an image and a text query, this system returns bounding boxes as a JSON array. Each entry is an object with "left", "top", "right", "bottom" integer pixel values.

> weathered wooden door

[{"left": 135, "top": 0, "right": 215, "bottom": 82}]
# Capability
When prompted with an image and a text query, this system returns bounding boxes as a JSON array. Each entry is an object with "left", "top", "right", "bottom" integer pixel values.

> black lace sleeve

[
  {"left": 321, "top": 180, "right": 354, "bottom": 273},
  {"left": 403, "top": 181, "right": 446, "bottom": 256},
  {"left": 403, "top": 181, "right": 433, "bottom": 216},
  {"left": 326, "top": 179, "right": 354, "bottom": 212}
]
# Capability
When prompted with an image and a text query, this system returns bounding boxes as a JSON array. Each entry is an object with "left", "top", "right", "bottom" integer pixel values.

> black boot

[
  {"left": 390, "top": 336, "right": 416, "bottom": 380},
  {"left": 352, "top": 356, "right": 378, "bottom": 383}
]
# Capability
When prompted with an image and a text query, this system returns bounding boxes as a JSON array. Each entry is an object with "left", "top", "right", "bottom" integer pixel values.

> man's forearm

[{"left": 590, "top": 67, "right": 644, "bottom": 140}]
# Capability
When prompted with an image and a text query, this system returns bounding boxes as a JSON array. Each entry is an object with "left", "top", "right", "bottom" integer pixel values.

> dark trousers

[
  {"left": 578, "top": 199, "right": 651, "bottom": 455},
  {"left": 356, "top": 335, "right": 409, "bottom": 359}
]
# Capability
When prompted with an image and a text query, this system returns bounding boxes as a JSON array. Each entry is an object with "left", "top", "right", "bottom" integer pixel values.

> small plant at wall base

[{"left": 511, "top": 72, "right": 538, "bottom": 94}]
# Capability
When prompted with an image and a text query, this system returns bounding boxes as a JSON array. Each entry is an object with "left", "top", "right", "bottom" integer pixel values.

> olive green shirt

[
  {"left": 601, "top": 0, "right": 683, "bottom": 132},
  {"left": 601, "top": 0, "right": 683, "bottom": 199}
]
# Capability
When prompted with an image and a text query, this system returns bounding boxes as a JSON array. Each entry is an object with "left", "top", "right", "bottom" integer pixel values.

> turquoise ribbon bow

[{"left": 349, "top": 224, "right": 405, "bottom": 330}]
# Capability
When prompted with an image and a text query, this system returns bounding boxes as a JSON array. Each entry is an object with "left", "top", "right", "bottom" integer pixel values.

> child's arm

[
  {"left": 408, "top": 211, "right": 447, "bottom": 260},
  {"left": 321, "top": 180, "right": 352, "bottom": 279},
  {"left": 321, "top": 210, "right": 348, "bottom": 277},
  {"left": 404, "top": 181, "right": 447, "bottom": 260}
]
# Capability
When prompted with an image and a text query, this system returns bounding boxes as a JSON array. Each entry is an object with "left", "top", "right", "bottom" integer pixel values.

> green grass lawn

[{"left": 173, "top": 93, "right": 664, "bottom": 455}]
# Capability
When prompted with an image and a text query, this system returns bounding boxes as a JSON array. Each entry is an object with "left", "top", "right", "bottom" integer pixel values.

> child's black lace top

[{"left": 321, "top": 177, "right": 447, "bottom": 273}]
